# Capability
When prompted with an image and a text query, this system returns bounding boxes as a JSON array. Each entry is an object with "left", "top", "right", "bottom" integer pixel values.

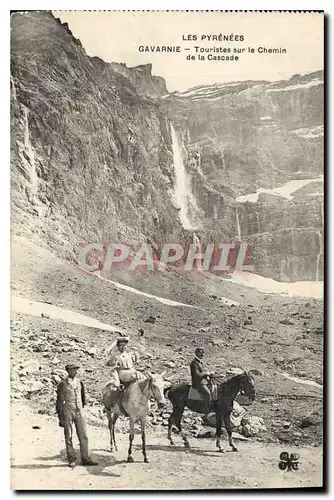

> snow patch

[
  {"left": 236, "top": 176, "right": 323, "bottom": 203},
  {"left": 267, "top": 79, "right": 323, "bottom": 93},
  {"left": 220, "top": 271, "right": 323, "bottom": 299},
  {"left": 96, "top": 274, "right": 200, "bottom": 309},
  {"left": 289, "top": 125, "right": 323, "bottom": 139},
  {"left": 11, "top": 296, "right": 123, "bottom": 333},
  {"left": 281, "top": 372, "right": 322, "bottom": 389}
]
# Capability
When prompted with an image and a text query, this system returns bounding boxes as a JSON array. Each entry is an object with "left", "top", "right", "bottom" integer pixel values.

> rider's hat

[
  {"left": 116, "top": 336, "right": 129, "bottom": 345},
  {"left": 65, "top": 363, "right": 80, "bottom": 371},
  {"left": 195, "top": 346, "right": 204, "bottom": 354}
]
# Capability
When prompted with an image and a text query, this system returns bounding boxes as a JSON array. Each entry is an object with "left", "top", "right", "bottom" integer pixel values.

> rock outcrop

[{"left": 109, "top": 62, "right": 168, "bottom": 98}]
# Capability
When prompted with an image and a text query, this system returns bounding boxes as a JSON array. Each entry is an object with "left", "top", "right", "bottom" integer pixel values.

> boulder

[
  {"left": 144, "top": 316, "right": 156, "bottom": 324},
  {"left": 231, "top": 432, "right": 248, "bottom": 441},
  {"left": 19, "top": 359, "right": 42, "bottom": 374},
  {"left": 202, "top": 401, "right": 246, "bottom": 428},
  {"left": 196, "top": 429, "right": 215, "bottom": 439},
  {"left": 226, "top": 367, "right": 244, "bottom": 376},
  {"left": 165, "top": 361, "right": 176, "bottom": 369},
  {"left": 86, "top": 347, "right": 97, "bottom": 357},
  {"left": 26, "top": 381, "right": 44, "bottom": 394},
  {"left": 299, "top": 410, "right": 322, "bottom": 428},
  {"left": 279, "top": 319, "right": 294, "bottom": 326},
  {"left": 241, "top": 415, "right": 267, "bottom": 437},
  {"left": 249, "top": 368, "right": 264, "bottom": 376}
]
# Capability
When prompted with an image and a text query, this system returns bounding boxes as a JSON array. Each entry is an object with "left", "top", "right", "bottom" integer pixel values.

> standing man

[
  {"left": 56, "top": 363, "right": 97, "bottom": 468},
  {"left": 190, "top": 347, "right": 213, "bottom": 413}
]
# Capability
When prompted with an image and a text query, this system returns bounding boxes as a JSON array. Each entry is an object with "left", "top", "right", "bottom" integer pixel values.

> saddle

[
  {"left": 188, "top": 383, "right": 218, "bottom": 402},
  {"left": 103, "top": 382, "right": 132, "bottom": 414}
]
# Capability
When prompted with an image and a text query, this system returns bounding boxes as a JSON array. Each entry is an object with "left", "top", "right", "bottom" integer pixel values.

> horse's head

[
  {"left": 240, "top": 371, "right": 256, "bottom": 401},
  {"left": 148, "top": 371, "right": 167, "bottom": 409}
]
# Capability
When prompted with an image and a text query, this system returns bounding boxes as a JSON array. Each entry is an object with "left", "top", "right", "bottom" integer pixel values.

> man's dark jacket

[
  {"left": 190, "top": 357, "right": 209, "bottom": 389},
  {"left": 56, "top": 379, "right": 86, "bottom": 425}
]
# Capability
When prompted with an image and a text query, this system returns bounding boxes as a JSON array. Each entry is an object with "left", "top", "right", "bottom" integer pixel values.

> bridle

[
  {"left": 140, "top": 376, "right": 157, "bottom": 400},
  {"left": 239, "top": 373, "right": 255, "bottom": 398}
]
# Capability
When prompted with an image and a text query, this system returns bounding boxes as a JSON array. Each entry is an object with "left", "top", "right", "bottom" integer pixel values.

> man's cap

[
  {"left": 117, "top": 336, "right": 129, "bottom": 344},
  {"left": 195, "top": 347, "right": 204, "bottom": 353},
  {"left": 65, "top": 363, "right": 80, "bottom": 371}
]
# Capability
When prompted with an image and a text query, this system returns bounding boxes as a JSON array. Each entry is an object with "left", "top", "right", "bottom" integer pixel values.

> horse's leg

[
  {"left": 167, "top": 412, "right": 174, "bottom": 445},
  {"left": 176, "top": 409, "right": 190, "bottom": 449},
  {"left": 168, "top": 407, "right": 182, "bottom": 446},
  {"left": 127, "top": 418, "right": 135, "bottom": 463},
  {"left": 106, "top": 409, "right": 113, "bottom": 452},
  {"left": 111, "top": 411, "right": 119, "bottom": 452},
  {"left": 215, "top": 412, "right": 224, "bottom": 453},
  {"left": 140, "top": 417, "right": 148, "bottom": 463},
  {"left": 224, "top": 413, "right": 238, "bottom": 452}
]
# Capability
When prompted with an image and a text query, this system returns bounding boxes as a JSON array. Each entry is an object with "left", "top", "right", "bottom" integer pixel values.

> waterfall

[
  {"left": 192, "top": 232, "right": 202, "bottom": 271},
  {"left": 255, "top": 211, "right": 261, "bottom": 234},
  {"left": 315, "top": 202, "right": 324, "bottom": 281},
  {"left": 193, "top": 232, "right": 200, "bottom": 246},
  {"left": 236, "top": 207, "right": 241, "bottom": 239},
  {"left": 10, "top": 75, "right": 17, "bottom": 100},
  {"left": 170, "top": 123, "right": 202, "bottom": 230},
  {"left": 197, "top": 152, "right": 201, "bottom": 169},
  {"left": 22, "top": 107, "right": 38, "bottom": 191}
]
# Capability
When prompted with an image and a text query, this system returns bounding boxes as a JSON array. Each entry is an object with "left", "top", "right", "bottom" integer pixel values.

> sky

[{"left": 54, "top": 11, "right": 323, "bottom": 93}]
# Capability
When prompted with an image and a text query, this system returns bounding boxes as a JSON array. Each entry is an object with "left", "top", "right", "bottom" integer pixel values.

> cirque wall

[{"left": 10, "top": 11, "right": 323, "bottom": 281}]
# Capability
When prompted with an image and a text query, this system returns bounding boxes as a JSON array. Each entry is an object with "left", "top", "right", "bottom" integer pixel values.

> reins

[{"left": 211, "top": 373, "right": 247, "bottom": 396}]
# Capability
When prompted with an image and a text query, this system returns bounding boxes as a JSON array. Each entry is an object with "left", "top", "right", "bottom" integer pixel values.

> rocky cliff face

[
  {"left": 109, "top": 62, "right": 168, "bottom": 98},
  {"left": 10, "top": 11, "right": 323, "bottom": 281},
  {"left": 163, "top": 72, "right": 324, "bottom": 281},
  {"left": 10, "top": 11, "right": 187, "bottom": 263}
]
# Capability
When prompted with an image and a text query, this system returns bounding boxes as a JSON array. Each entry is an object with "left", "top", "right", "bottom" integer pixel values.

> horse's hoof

[
  {"left": 144, "top": 458, "right": 149, "bottom": 463},
  {"left": 127, "top": 456, "right": 134, "bottom": 463},
  {"left": 184, "top": 443, "right": 190, "bottom": 449},
  {"left": 232, "top": 447, "right": 239, "bottom": 452},
  {"left": 169, "top": 440, "right": 175, "bottom": 446},
  {"left": 218, "top": 448, "right": 225, "bottom": 453}
]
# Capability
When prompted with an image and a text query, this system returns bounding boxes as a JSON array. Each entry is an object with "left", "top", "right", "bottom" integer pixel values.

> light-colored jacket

[{"left": 106, "top": 346, "right": 142, "bottom": 384}]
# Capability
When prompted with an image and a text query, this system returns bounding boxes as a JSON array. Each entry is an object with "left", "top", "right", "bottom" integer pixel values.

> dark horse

[{"left": 165, "top": 371, "right": 255, "bottom": 452}]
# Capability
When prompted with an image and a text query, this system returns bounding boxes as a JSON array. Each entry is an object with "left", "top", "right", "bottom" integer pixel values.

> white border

[{"left": 2, "top": 1, "right": 331, "bottom": 498}]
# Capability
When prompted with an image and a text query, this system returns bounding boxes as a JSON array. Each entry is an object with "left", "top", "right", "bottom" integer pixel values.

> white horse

[{"left": 103, "top": 372, "right": 167, "bottom": 463}]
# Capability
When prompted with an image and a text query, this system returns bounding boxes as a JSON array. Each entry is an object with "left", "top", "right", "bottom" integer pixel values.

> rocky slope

[
  {"left": 11, "top": 11, "right": 323, "bottom": 282},
  {"left": 11, "top": 235, "right": 323, "bottom": 447}
]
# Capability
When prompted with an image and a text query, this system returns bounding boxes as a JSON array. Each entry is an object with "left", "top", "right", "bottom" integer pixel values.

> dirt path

[{"left": 11, "top": 403, "right": 322, "bottom": 490}]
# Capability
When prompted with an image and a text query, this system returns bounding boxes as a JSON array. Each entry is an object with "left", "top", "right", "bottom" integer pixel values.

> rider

[
  {"left": 190, "top": 347, "right": 213, "bottom": 413},
  {"left": 107, "top": 336, "right": 144, "bottom": 385}
]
